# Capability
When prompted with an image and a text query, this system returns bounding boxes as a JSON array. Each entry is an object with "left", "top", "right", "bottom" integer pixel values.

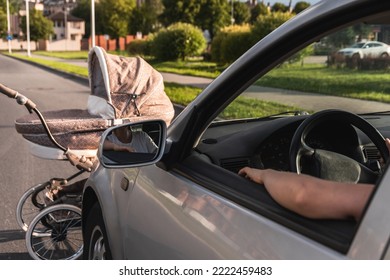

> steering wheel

[{"left": 289, "top": 109, "right": 389, "bottom": 183}]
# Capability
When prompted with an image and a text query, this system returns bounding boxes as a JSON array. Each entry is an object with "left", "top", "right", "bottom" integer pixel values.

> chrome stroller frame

[
  {"left": 0, "top": 83, "right": 92, "bottom": 260},
  {"left": 1, "top": 46, "right": 175, "bottom": 260}
]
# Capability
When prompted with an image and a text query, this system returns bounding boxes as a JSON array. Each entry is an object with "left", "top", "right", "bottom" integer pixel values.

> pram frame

[
  {"left": 0, "top": 47, "right": 175, "bottom": 260},
  {"left": 0, "top": 82, "right": 88, "bottom": 260}
]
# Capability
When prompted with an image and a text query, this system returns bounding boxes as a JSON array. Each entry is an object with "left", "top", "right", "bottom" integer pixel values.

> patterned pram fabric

[{"left": 15, "top": 46, "right": 175, "bottom": 160}]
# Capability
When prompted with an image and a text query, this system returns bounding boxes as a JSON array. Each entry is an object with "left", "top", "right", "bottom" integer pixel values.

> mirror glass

[{"left": 101, "top": 121, "right": 163, "bottom": 166}]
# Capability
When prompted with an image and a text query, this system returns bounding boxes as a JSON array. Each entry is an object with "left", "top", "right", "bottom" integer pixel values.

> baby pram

[{"left": 0, "top": 46, "right": 174, "bottom": 260}]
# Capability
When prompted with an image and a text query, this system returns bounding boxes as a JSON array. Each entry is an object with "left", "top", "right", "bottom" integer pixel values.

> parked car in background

[
  {"left": 337, "top": 41, "right": 390, "bottom": 60},
  {"left": 336, "top": 41, "right": 390, "bottom": 68},
  {"left": 81, "top": 0, "right": 390, "bottom": 260}
]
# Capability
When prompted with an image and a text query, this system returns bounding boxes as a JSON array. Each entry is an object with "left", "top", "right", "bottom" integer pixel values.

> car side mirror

[{"left": 98, "top": 120, "right": 166, "bottom": 168}]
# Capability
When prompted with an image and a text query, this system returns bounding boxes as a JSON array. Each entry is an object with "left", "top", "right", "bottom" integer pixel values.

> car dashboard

[{"left": 196, "top": 113, "right": 390, "bottom": 175}]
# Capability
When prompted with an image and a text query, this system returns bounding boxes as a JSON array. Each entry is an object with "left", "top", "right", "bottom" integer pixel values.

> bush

[
  {"left": 211, "top": 24, "right": 253, "bottom": 64},
  {"left": 126, "top": 39, "right": 152, "bottom": 56},
  {"left": 251, "top": 12, "right": 293, "bottom": 41},
  {"left": 151, "top": 22, "right": 206, "bottom": 61}
]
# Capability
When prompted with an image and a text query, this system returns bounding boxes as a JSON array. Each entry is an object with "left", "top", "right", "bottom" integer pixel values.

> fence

[{"left": 0, "top": 34, "right": 146, "bottom": 52}]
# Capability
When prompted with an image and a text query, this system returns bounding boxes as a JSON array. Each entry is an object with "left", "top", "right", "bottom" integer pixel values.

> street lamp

[
  {"left": 6, "top": 0, "right": 11, "bottom": 53},
  {"left": 91, "top": 0, "right": 95, "bottom": 48},
  {"left": 91, "top": 0, "right": 95, "bottom": 47},
  {"left": 25, "top": 0, "right": 31, "bottom": 57},
  {"left": 64, "top": 0, "right": 69, "bottom": 51},
  {"left": 231, "top": 0, "right": 235, "bottom": 25}
]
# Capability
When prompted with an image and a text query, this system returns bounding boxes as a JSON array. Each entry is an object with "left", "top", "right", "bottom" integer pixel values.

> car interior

[{"left": 177, "top": 19, "right": 390, "bottom": 254}]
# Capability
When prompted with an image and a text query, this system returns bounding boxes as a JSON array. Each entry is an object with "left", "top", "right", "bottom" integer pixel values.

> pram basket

[{"left": 13, "top": 46, "right": 175, "bottom": 160}]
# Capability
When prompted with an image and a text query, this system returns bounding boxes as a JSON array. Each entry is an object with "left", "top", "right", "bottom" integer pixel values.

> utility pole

[
  {"left": 231, "top": 0, "right": 235, "bottom": 25},
  {"left": 91, "top": 0, "right": 95, "bottom": 47},
  {"left": 64, "top": 0, "right": 68, "bottom": 51},
  {"left": 26, "top": 0, "right": 31, "bottom": 57},
  {"left": 6, "top": 0, "right": 11, "bottom": 53}
]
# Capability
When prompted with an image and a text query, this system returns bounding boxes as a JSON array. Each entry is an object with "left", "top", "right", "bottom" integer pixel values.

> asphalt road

[{"left": 0, "top": 54, "right": 91, "bottom": 260}]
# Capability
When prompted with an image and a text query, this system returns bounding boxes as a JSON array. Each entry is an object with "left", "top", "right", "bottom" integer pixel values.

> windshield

[
  {"left": 217, "top": 20, "right": 390, "bottom": 120},
  {"left": 350, "top": 42, "right": 366, "bottom": 48}
]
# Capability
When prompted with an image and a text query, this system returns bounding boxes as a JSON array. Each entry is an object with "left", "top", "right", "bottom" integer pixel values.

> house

[{"left": 48, "top": 11, "right": 85, "bottom": 42}]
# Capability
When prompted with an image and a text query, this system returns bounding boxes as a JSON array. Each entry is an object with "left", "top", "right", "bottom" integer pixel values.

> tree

[
  {"left": 293, "top": 2, "right": 310, "bottom": 14},
  {"left": 97, "top": 0, "right": 135, "bottom": 49},
  {"left": 232, "top": 1, "right": 250, "bottom": 25},
  {"left": 195, "top": 0, "right": 231, "bottom": 38},
  {"left": 0, "top": 0, "right": 19, "bottom": 37},
  {"left": 159, "top": 0, "right": 201, "bottom": 26},
  {"left": 129, "top": 0, "right": 164, "bottom": 35},
  {"left": 324, "top": 24, "right": 372, "bottom": 49},
  {"left": 0, "top": 8, "right": 6, "bottom": 37},
  {"left": 20, "top": 9, "right": 53, "bottom": 47},
  {"left": 0, "top": 0, "right": 19, "bottom": 13},
  {"left": 250, "top": 2, "right": 269, "bottom": 24},
  {"left": 272, "top": 2, "right": 289, "bottom": 13}
]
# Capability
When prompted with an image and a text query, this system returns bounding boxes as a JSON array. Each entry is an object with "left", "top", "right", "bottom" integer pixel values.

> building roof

[{"left": 48, "top": 11, "right": 83, "bottom": 22}]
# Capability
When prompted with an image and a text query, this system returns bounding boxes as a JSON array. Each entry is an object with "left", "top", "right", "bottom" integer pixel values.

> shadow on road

[
  {"left": 0, "top": 252, "right": 31, "bottom": 260},
  {"left": 0, "top": 229, "right": 31, "bottom": 260},
  {"left": 0, "top": 229, "right": 25, "bottom": 243}
]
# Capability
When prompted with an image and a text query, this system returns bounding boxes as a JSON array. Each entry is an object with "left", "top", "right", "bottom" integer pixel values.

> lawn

[
  {"left": 259, "top": 64, "right": 390, "bottom": 103},
  {"left": 4, "top": 51, "right": 390, "bottom": 119}
]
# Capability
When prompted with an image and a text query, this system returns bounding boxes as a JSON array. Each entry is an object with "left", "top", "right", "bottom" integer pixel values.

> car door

[
  {"left": 365, "top": 43, "right": 382, "bottom": 58},
  {"left": 348, "top": 166, "right": 390, "bottom": 259},
  {"left": 121, "top": 162, "right": 351, "bottom": 259}
]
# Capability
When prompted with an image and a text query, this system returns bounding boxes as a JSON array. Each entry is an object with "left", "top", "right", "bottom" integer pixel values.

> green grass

[
  {"left": 28, "top": 52, "right": 390, "bottom": 104},
  {"left": 12, "top": 52, "right": 390, "bottom": 118},
  {"left": 31, "top": 51, "right": 223, "bottom": 78},
  {"left": 258, "top": 64, "right": 390, "bottom": 103},
  {"left": 34, "top": 51, "right": 89, "bottom": 60},
  {"left": 164, "top": 82, "right": 202, "bottom": 105},
  {"left": 151, "top": 60, "right": 224, "bottom": 79},
  {"left": 4, "top": 52, "right": 299, "bottom": 119},
  {"left": 7, "top": 53, "right": 88, "bottom": 77},
  {"left": 220, "top": 97, "right": 304, "bottom": 119},
  {"left": 164, "top": 82, "right": 303, "bottom": 119}
]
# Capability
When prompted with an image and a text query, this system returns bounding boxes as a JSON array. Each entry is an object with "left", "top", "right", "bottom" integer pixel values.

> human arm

[
  {"left": 238, "top": 167, "right": 373, "bottom": 221},
  {"left": 103, "top": 139, "right": 135, "bottom": 153}
]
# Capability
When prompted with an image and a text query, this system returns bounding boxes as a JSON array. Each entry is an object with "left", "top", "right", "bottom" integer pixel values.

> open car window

[{"left": 192, "top": 19, "right": 390, "bottom": 253}]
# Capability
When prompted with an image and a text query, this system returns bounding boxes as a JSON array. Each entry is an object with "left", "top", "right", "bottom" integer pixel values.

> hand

[
  {"left": 379, "top": 138, "right": 390, "bottom": 165},
  {"left": 238, "top": 167, "right": 265, "bottom": 184},
  {"left": 114, "top": 144, "right": 135, "bottom": 153},
  {"left": 386, "top": 138, "right": 390, "bottom": 153}
]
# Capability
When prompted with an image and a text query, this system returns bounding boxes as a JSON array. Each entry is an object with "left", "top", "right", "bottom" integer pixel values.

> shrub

[
  {"left": 251, "top": 12, "right": 293, "bottom": 41},
  {"left": 151, "top": 22, "right": 206, "bottom": 61},
  {"left": 211, "top": 24, "right": 252, "bottom": 64},
  {"left": 126, "top": 39, "right": 152, "bottom": 56}
]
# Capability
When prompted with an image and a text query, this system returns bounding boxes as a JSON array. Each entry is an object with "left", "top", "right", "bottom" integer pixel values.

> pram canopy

[{"left": 15, "top": 46, "right": 175, "bottom": 160}]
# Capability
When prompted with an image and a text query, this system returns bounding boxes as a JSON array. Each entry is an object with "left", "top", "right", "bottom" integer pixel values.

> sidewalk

[{"left": 23, "top": 53, "right": 390, "bottom": 113}]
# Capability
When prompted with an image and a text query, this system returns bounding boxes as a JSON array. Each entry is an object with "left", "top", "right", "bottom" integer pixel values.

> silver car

[
  {"left": 337, "top": 41, "right": 390, "bottom": 60},
  {"left": 82, "top": 0, "right": 390, "bottom": 259}
]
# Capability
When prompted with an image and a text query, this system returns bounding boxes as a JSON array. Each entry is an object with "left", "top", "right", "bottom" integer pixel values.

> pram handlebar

[
  {"left": 0, "top": 83, "right": 37, "bottom": 112},
  {"left": 0, "top": 83, "right": 18, "bottom": 98},
  {"left": 0, "top": 83, "right": 69, "bottom": 153}
]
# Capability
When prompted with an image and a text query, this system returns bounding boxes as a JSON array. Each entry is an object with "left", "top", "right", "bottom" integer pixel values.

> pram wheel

[
  {"left": 25, "top": 204, "right": 83, "bottom": 260},
  {"left": 16, "top": 182, "right": 49, "bottom": 232}
]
